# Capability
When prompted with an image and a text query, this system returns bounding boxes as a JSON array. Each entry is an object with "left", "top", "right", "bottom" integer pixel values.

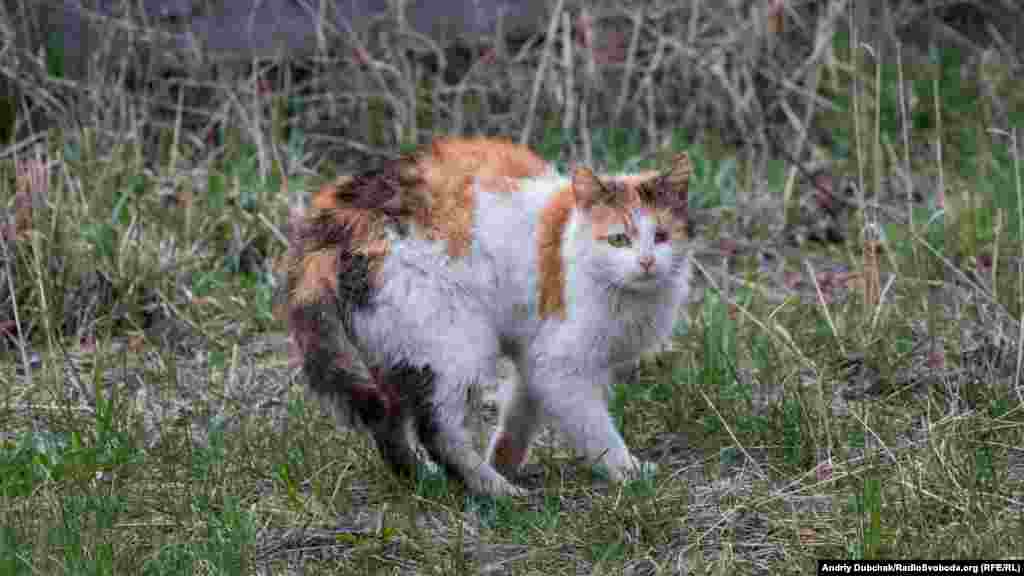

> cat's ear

[
  {"left": 652, "top": 152, "right": 691, "bottom": 218},
  {"left": 572, "top": 166, "right": 613, "bottom": 210}
]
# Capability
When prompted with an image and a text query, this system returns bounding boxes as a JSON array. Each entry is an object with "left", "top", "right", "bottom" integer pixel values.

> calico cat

[{"left": 285, "top": 137, "right": 692, "bottom": 497}]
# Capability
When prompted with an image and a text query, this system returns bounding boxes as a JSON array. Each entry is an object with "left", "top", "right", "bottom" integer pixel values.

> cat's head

[{"left": 568, "top": 153, "right": 691, "bottom": 293}]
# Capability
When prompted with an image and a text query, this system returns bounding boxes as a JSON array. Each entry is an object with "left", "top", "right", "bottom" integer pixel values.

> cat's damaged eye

[{"left": 607, "top": 233, "right": 631, "bottom": 248}]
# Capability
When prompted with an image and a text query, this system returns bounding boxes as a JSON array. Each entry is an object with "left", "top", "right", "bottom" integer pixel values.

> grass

[
  {"left": 7, "top": 120, "right": 1023, "bottom": 573},
  {"left": 2, "top": 2, "right": 1024, "bottom": 574}
]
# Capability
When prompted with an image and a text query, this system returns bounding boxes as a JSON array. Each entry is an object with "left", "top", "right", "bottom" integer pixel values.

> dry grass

[{"left": 1, "top": 1, "right": 1023, "bottom": 574}]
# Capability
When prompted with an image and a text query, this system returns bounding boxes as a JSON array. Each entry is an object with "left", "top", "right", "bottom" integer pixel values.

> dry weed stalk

[
  {"left": 986, "top": 127, "right": 1024, "bottom": 401},
  {"left": 691, "top": 257, "right": 817, "bottom": 375},
  {"left": 519, "top": 0, "right": 564, "bottom": 146},
  {"left": 780, "top": 0, "right": 847, "bottom": 228},
  {"left": 805, "top": 259, "right": 846, "bottom": 357},
  {"left": 560, "top": 10, "right": 576, "bottom": 159},
  {"left": 1, "top": 0, "right": 898, "bottom": 236},
  {"left": 612, "top": 7, "right": 644, "bottom": 128},
  {"left": 5, "top": 149, "right": 47, "bottom": 383},
  {"left": 1015, "top": 128, "right": 1023, "bottom": 402},
  {"left": 863, "top": 40, "right": 882, "bottom": 315}
]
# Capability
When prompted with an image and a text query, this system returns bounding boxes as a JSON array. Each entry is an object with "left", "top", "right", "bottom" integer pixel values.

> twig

[
  {"left": 294, "top": 0, "right": 408, "bottom": 138},
  {"left": 560, "top": 10, "right": 576, "bottom": 159},
  {"left": 700, "top": 390, "right": 767, "bottom": 480},
  {"left": 578, "top": 5, "right": 596, "bottom": 167},
  {"left": 168, "top": 78, "right": 185, "bottom": 174},
  {"left": 644, "top": 77, "right": 656, "bottom": 154},
  {"left": 0, "top": 223, "right": 31, "bottom": 387},
  {"left": 1014, "top": 127, "right": 1024, "bottom": 404},
  {"left": 691, "top": 257, "right": 818, "bottom": 373},
  {"left": 9, "top": 402, "right": 94, "bottom": 414},
  {"left": 849, "top": 410, "right": 898, "bottom": 465},
  {"left": 258, "top": 212, "right": 289, "bottom": 249},
  {"left": 907, "top": 224, "right": 1007, "bottom": 316},
  {"left": 933, "top": 74, "right": 945, "bottom": 219},
  {"left": 0, "top": 132, "right": 46, "bottom": 161},
  {"left": 520, "top": 0, "right": 565, "bottom": 146},
  {"left": 988, "top": 128, "right": 1024, "bottom": 402},
  {"left": 870, "top": 274, "right": 897, "bottom": 334},
  {"left": 865, "top": 40, "right": 882, "bottom": 314},
  {"left": 580, "top": 98, "right": 593, "bottom": 168},
  {"left": 612, "top": 7, "right": 644, "bottom": 126},
  {"left": 896, "top": 42, "right": 914, "bottom": 236},
  {"left": 850, "top": 6, "right": 865, "bottom": 215},
  {"left": 804, "top": 259, "right": 846, "bottom": 357}
]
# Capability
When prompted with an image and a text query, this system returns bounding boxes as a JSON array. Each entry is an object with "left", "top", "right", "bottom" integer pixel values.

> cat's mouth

[{"left": 625, "top": 274, "right": 661, "bottom": 290}]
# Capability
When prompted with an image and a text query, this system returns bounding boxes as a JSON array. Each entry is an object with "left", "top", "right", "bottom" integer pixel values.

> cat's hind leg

[
  {"left": 486, "top": 360, "right": 543, "bottom": 478},
  {"left": 409, "top": 354, "right": 524, "bottom": 498},
  {"left": 353, "top": 251, "right": 522, "bottom": 496},
  {"left": 353, "top": 304, "right": 521, "bottom": 496}
]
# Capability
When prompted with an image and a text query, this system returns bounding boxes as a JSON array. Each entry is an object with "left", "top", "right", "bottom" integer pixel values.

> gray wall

[{"left": 10, "top": 1, "right": 553, "bottom": 80}]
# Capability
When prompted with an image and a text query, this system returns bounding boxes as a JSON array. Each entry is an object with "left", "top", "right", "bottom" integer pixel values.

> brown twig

[{"left": 520, "top": 0, "right": 565, "bottom": 146}]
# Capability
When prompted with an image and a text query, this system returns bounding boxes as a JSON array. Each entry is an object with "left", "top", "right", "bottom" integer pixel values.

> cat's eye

[
  {"left": 654, "top": 229, "right": 670, "bottom": 244},
  {"left": 607, "top": 233, "right": 631, "bottom": 248}
]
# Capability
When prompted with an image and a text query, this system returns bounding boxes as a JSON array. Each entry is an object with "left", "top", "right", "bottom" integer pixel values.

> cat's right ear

[
  {"left": 658, "top": 152, "right": 691, "bottom": 219},
  {"left": 572, "top": 166, "right": 612, "bottom": 211}
]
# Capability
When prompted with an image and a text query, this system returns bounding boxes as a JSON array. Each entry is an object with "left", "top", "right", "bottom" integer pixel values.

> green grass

[{"left": 820, "top": 28, "right": 1024, "bottom": 243}]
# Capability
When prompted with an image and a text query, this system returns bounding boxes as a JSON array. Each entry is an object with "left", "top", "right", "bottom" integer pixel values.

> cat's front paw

[
  {"left": 604, "top": 456, "right": 658, "bottom": 483},
  {"left": 632, "top": 458, "right": 658, "bottom": 479},
  {"left": 491, "top": 478, "right": 528, "bottom": 499},
  {"left": 474, "top": 473, "right": 528, "bottom": 499}
]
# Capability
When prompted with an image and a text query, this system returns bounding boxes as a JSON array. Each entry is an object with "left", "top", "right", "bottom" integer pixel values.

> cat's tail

[
  {"left": 281, "top": 168, "right": 424, "bottom": 477},
  {"left": 287, "top": 298, "right": 421, "bottom": 478},
  {"left": 282, "top": 159, "right": 420, "bottom": 413}
]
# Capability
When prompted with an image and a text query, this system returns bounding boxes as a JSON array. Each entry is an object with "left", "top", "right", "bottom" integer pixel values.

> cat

[{"left": 284, "top": 136, "right": 692, "bottom": 497}]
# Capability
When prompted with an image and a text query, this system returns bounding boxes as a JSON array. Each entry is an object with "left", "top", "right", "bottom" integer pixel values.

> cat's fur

[{"left": 285, "top": 137, "right": 692, "bottom": 497}]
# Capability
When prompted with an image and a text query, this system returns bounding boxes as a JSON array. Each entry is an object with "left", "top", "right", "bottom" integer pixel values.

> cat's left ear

[
  {"left": 572, "top": 166, "right": 614, "bottom": 211},
  {"left": 649, "top": 152, "right": 691, "bottom": 218}
]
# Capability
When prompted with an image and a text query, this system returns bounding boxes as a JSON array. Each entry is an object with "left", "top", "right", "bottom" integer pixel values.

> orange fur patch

[
  {"left": 413, "top": 137, "right": 548, "bottom": 257},
  {"left": 289, "top": 179, "right": 394, "bottom": 309},
  {"left": 537, "top": 184, "right": 575, "bottom": 319},
  {"left": 585, "top": 203, "right": 640, "bottom": 238},
  {"left": 294, "top": 248, "right": 340, "bottom": 305},
  {"left": 473, "top": 174, "right": 522, "bottom": 196},
  {"left": 311, "top": 175, "right": 353, "bottom": 211}
]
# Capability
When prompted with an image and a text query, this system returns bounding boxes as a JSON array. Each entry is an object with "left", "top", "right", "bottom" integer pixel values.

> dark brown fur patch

[
  {"left": 638, "top": 152, "right": 691, "bottom": 223},
  {"left": 289, "top": 161, "right": 421, "bottom": 310},
  {"left": 289, "top": 301, "right": 390, "bottom": 420},
  {"left": 283, "top": 163, "right": 423, "bottom": 463}
]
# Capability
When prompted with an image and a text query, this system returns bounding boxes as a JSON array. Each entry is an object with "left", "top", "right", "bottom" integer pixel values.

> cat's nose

[{"left": 639, "top": 255, "right": 655, "bottom": 271}]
